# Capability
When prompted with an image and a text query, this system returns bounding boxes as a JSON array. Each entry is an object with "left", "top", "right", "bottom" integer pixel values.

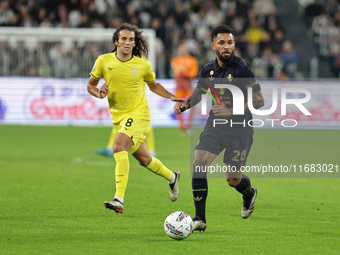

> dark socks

[
  {"left": 192, "top": 177, "right": 208, "bottom": 222},
  {"left": 235, "top": 174, "right": 254, "bottom": 199}
]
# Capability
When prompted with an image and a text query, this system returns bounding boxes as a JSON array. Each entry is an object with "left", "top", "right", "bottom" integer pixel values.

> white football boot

[
  {"left": 169, "top": 171, "right": 180, "bottom": 202},
  {"left": 241, "top": 186, "right": 258, "bottom": 219},
  {"left": 104, "top": 199, "right": 124, "bottom": 214}
]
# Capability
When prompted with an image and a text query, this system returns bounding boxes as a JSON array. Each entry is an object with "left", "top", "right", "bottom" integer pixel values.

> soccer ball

[{"left": 164, "top": 211, "right": 192, "bottom": 240}]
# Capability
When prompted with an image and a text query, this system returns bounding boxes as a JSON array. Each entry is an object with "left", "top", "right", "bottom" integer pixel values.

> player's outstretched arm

[
  {"left": 174, "top": 87, "right": 204, "bottom": 115},
  {"left": 146, "top": 80, "right": 185, "bottom": 102},
  {"left": 87, "top": 77, "right": 109, "bottom": 99}
]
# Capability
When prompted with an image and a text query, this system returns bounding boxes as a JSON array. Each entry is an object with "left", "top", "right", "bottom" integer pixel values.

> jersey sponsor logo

[
  {"left": 91, "top": 62, "right": 96, "bottom": 71},
  {"left": 129, "top": 67, "right": 140, "bottom": 75},
  {"left": 108, "top": 67, "right": 114, "bottom": 71},
  {"left": 246, "top": 80, "right": 258, "bottom": 88}
]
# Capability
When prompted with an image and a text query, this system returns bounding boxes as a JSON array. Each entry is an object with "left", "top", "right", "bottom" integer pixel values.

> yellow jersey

[{"left": 90, "top": 53, "right": 156, "bottom": 123}]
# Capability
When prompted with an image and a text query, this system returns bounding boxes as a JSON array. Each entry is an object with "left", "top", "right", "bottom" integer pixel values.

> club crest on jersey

[
  {"left": 209, "top": 70, "right": 214, "bottom": 81},
  {"left": 130, "top": 67, "right": 140, "bottom": 75},
  {"left": 227, "top": 74, "right": 233, "bottom": 83}
]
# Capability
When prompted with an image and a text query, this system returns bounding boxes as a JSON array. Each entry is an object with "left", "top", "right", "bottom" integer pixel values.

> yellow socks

[
  {"left": 146, "top": 157, "right": 172, "bottom": 180},
  {"left": 114, "top": 151, "right": 129, "bottom": 199}
]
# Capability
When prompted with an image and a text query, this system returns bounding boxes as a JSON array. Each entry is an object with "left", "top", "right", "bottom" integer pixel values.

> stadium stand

[{"left": 0, "top": 0, "right": 338, "bottom": 78}]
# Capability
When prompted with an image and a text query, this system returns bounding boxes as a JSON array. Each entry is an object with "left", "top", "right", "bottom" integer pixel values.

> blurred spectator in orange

[{"left": 171, "top": 42, "right": 199, "bottom": 132}]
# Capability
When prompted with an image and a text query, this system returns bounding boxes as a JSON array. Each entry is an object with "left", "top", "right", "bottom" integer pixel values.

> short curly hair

[{"left": 211, "top": 25, "right": 235, "bottom": 42}]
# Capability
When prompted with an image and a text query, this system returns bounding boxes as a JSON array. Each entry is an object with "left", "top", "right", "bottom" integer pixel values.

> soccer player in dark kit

[{"left": 174, "top": 25, "right": 265, "bottom": 231}]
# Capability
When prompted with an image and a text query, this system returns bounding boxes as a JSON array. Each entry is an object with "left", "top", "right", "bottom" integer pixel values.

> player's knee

[
  {"left": 193, "top": 156, "right": 208, "bottom": 169},
  {"left": 192, "top": 159, "right": 207, "bottom": 179},
  {"left": 192, "top": 160, "right": 201, "bottom": 175},
  {"left": 113, "top": 144, "right": 124, "bottom": 153},
  {"left": 192, "top": 159, "right": 199, "bottom": 169}
]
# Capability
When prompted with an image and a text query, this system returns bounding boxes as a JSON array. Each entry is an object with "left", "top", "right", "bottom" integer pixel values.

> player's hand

[
  {"left": 212, "top": 103, "right": 233, "bottom": 117},
  {"left": 170, "top": 96, "right": 186, "bottom": 103},
  {"left": 174, "top": 102, "right": 188, "bottom": 115},
  {"left": 99, "top": 83, "right": 109, "bottom": 98}
]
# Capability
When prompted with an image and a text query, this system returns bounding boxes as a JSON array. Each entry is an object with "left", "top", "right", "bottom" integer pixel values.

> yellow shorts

[{"left": 114, "top": 109, "right": 151, "bottom": 154}]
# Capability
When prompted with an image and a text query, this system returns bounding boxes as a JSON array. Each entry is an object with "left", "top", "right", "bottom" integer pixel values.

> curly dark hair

[
  {"left": 211, "top": 25, "right": 235, "bottom": 42},
  {"left": 112, "top": 23, "right": 149, "bottom": 58}
]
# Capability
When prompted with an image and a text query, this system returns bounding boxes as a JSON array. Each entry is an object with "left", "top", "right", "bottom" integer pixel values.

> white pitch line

[{"left": 73, "top": 157, "right": 113, "bottom": 166}]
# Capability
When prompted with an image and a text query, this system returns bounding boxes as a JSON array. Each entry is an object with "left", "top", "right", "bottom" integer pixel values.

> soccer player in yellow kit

[{"left": 87, "top": 23, "right": 184, "bottom": 214}]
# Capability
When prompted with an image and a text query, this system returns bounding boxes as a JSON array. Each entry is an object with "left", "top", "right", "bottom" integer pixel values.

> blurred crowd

[
  {"left": 0, "top": 0, "right": 302, "bottom": 79},
  {"left": 303, "top": 0, "right": 340, "bottom": 77}
]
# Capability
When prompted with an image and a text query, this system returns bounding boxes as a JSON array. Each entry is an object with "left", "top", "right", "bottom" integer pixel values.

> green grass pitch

[{"left": 0, "top": 125, "right": 339, "bottom": 254}]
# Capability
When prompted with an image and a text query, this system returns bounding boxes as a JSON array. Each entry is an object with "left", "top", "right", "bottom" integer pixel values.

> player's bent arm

[
  {"left": 244, "top": 90, "right": 265, "bottom": 112},
  {"left": 87, "top": 76, "right": 109, "bottom": 99},
  {"left": 146, "top": 80, "right": 184, "bottom": 102},
  {"left": 252, "top": 90, "right": 265, "bottom": 109},
  {"left": 87, "top": 77, "right": 100, "bottom": 97}
]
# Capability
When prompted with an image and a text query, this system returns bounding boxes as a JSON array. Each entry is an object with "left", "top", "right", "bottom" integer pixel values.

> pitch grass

[{"left": 0, "top": 125, "right": 339, "bottom": 255}]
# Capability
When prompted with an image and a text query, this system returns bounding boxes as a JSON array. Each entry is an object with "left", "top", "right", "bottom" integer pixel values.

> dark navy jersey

[{"left": 196, "top": 55, "right": 261, "bottom": 136}]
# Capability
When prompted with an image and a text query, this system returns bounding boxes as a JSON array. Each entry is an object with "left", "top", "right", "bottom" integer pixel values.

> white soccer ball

[{"left": 164, "top": 211, "right": 193, "bottom": 240}]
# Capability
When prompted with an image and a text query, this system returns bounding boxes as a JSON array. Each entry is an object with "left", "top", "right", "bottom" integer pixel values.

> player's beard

[{"left": 216, "top": 50, "right": 234, "bottom": 65}]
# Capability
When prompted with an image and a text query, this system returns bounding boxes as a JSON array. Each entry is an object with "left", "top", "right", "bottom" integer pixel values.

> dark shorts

[{"left": 195, "top": 129, "right": 253, "bottom": 169}]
